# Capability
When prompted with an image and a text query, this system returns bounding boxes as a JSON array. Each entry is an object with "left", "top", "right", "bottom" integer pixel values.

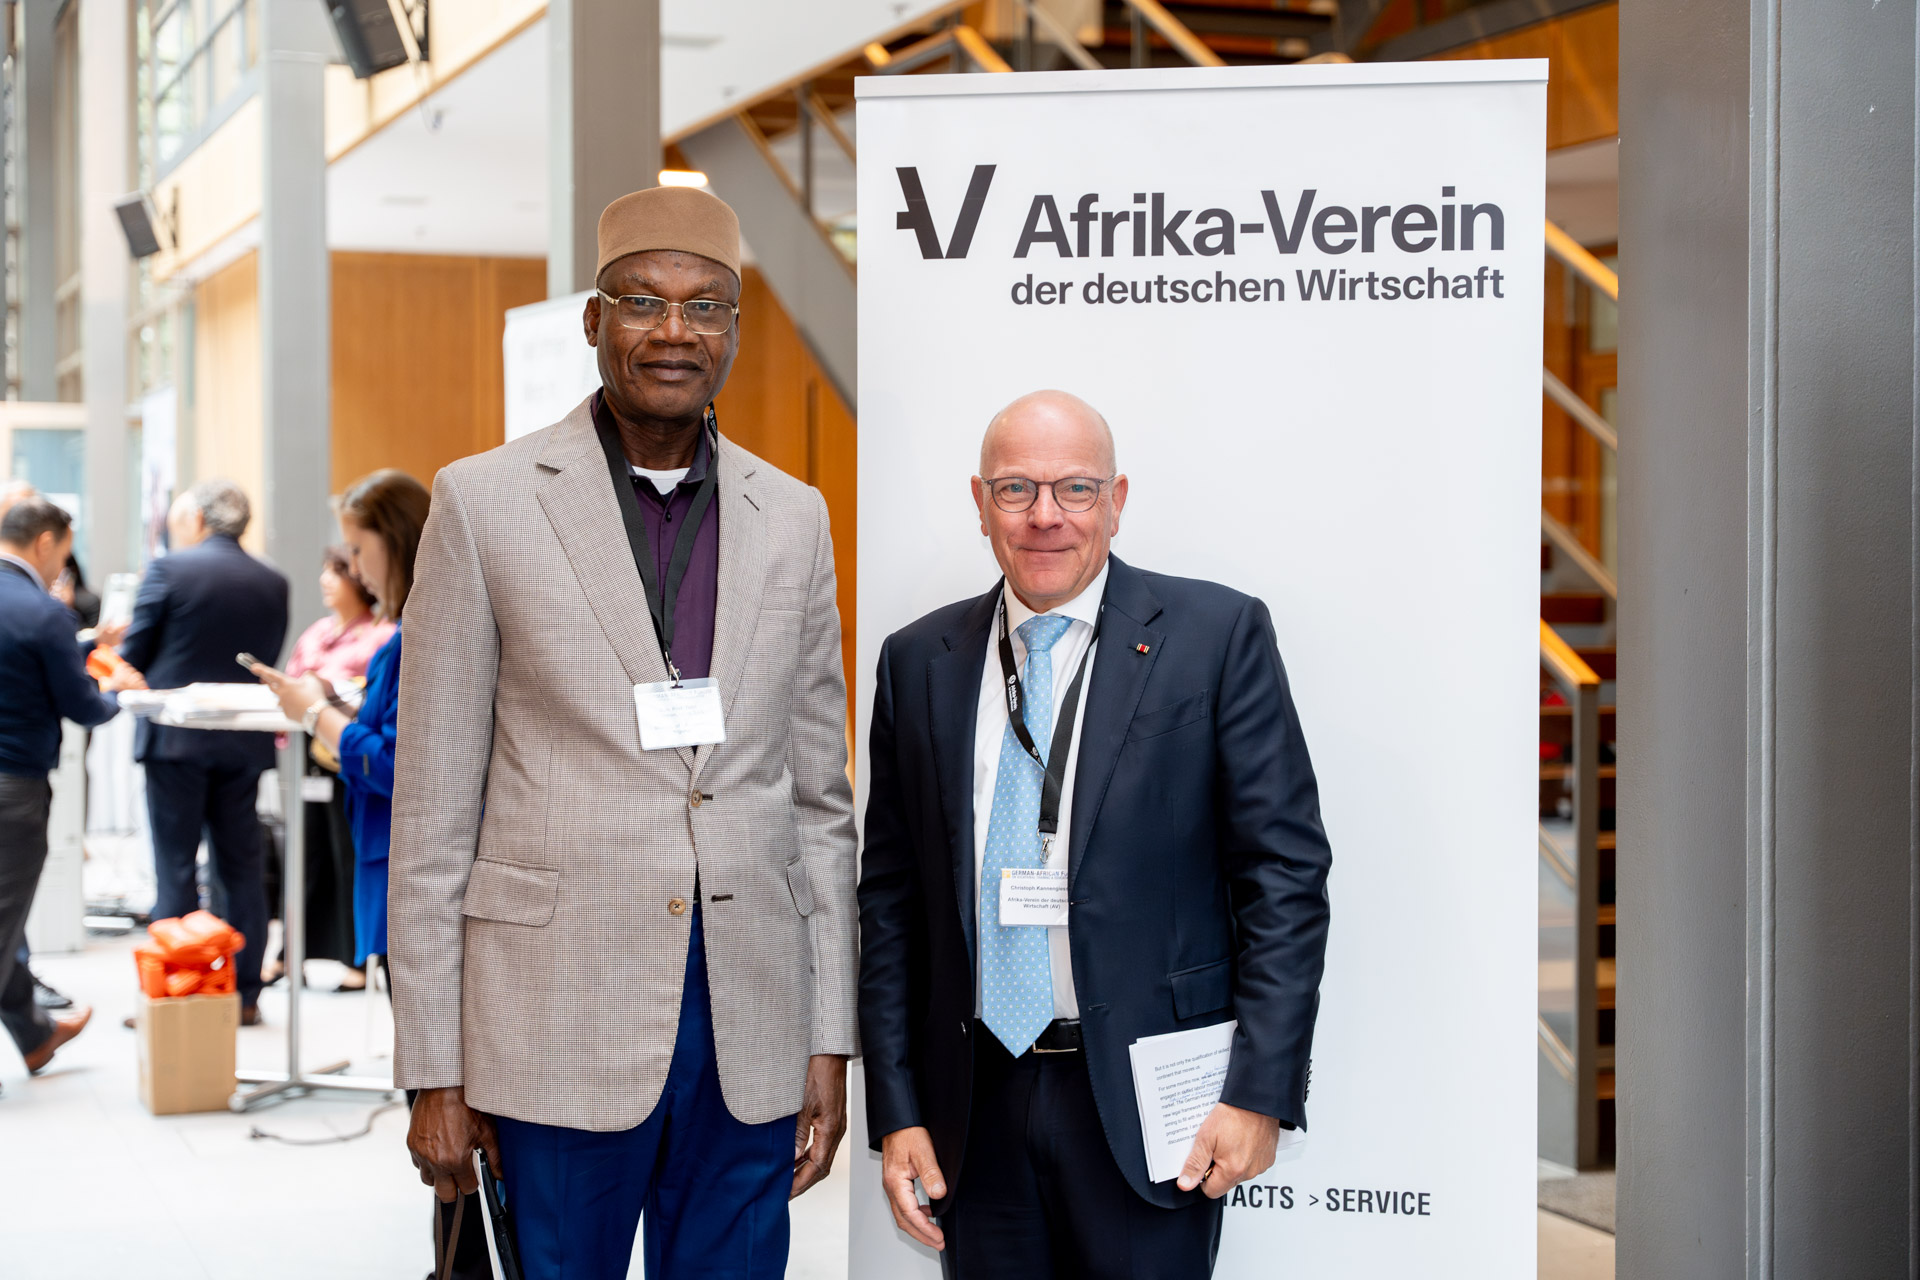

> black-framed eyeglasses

[
  {"left": 596, "top": 290, "right": 739, "bottom": 335},
  {"left": 984, "top": 475, "right": 1116, "bottom": 514}
]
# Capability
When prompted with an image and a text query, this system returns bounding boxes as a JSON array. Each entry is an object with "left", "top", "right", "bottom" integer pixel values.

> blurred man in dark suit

[
  {"left": 0, "top": 498, "right": 142, "bottom": 1083},
  {"left": 121, "top": 479, "right": 288, "bottom": 1022},
  {"left": 859, "top": 391, "right": 1333, "bottom": 1279}
]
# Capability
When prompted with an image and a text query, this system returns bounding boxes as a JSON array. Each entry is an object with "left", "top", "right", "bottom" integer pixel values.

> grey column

[
  {"left": 16, "top": 0, "right": 58, "bottom": 402},
  {"left": 547, "top": 0, "right": 659, "bottom": 297},
  {"left": 258, "top": 0, "right": 333, "bottom": 643},
  {"left": 1618, "top": 1, "right": 1919, "bottom": 1276},
  {"left": 78, "top": 0, "right": 129, "bottom": 575}
]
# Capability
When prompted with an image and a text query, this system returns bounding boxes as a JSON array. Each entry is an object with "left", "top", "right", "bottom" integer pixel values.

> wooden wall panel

[
  {"left": 1434, "top": 3, "right": 1618, "bottom": 151},
  {"left": 715, "top": 266, "right": 858, "bottom": 697},
  {"left": 330, "top": 252, "right": 546, "bottom": 493},
  {"left": 191, "top": 251, "right": 265, "bottom": 552}
]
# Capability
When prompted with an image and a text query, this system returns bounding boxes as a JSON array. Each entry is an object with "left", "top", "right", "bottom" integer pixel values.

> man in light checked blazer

[{"left": 389, "top": 186, "right": 856, "bottom": 1280}]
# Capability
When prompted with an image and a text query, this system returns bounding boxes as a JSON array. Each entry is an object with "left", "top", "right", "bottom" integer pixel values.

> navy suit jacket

[
  {"left": 858, "top": 555, "right": 1333, "bottom": 1209},
  {"left": 119, "top": 534, "right": 289, "bottom": 770},
  {"left": 0, "top": 560, "right": 120, "bottom": 777}
]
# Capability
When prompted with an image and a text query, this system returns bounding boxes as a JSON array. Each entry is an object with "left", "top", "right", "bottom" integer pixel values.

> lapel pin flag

[{"left": 1135, "top": 643, "right": 1150, "bottom": 654}]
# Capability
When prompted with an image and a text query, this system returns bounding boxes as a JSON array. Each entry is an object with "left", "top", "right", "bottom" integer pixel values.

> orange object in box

[{"left": 135, "top": 910, "right": 246, "bottom": 999}]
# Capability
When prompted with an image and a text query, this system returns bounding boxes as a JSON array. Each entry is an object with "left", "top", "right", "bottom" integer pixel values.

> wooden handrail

[
  {"left": 1541, "top": 510, "right": 1618, "bottom": 600},
  {"left": 1122, "top": 0, "right": 1227, "bottom": 67},
  {"left": 1540, "top": 619, "right": 1601, "bottom": 691},
  {"left": 954, "top": 25, "right": 1014, "bottom": 74},
  {"left": 1545, "top": 219, "right": 1617, "bottom": 302}
]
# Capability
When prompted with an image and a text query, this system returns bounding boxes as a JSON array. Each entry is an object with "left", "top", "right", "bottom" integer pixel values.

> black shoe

[{"left": 32, "top": 974, "right": 73, "bottom": 1010}]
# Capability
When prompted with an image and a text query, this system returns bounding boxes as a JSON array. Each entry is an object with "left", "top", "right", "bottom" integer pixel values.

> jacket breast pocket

[
  {"left": 461, "top": 859, "right": 560, "bottom": 927},
  {"left": 1127, "top": 691, "right": 1210, "bottom": 742},
  {"left": 1170, "top": 958, "right": 1233, "bottom": 1020}
]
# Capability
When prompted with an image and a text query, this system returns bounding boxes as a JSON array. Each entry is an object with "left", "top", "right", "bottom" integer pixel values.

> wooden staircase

[{"left": 1090, "top": 0, "right": 1337, "bottom": 65}]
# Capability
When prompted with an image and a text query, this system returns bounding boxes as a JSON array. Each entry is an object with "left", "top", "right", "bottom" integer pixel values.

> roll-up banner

[{"left": 850, "top": 62, "right": 1546, "bottom": 1278}]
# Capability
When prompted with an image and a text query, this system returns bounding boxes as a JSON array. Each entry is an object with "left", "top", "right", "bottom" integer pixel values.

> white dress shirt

[{"left": 973, "top": 558, "right": 1109, "bottom": 1020}]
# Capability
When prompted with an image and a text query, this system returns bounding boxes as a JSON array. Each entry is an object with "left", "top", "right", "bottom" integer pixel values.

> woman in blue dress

[
  {"left": 254, "top": 469, "right": 485, "bottom": 1274},
  {"left": 258, "top": 468, "right": 429, "bottom": 970}
]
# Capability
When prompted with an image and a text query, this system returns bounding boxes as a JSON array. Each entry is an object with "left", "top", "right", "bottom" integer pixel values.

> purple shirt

[{"left": 593, "top": 391, "right": 720, "bottom": 680}]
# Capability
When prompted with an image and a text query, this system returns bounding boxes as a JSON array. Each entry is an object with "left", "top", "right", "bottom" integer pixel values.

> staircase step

[
  {"left": 1542, "top": 593, "right": 1607, "bottom": 625},
  {"left": 1598, "top": 956, "right": 1615, "bottom": 1010},
  {"left": 1538, "top": 764, "right": 1617, "bottom": 782}
]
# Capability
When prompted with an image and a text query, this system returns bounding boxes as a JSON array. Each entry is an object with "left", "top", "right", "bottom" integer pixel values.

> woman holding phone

[
  {"left": 253, "top": 469, "right": 426, "bottom": 981},
  {"left": 255, "top": 469, "right": 487, "bottom": 1274}
]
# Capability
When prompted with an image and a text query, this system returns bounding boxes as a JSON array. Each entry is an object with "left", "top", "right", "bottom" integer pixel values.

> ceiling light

[{"left": 658, "top": 169, "right": 709, "bottom": 188}]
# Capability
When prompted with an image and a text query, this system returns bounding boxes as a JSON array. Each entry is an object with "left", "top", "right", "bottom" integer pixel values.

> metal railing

[{"left": 1538, "top": 620, "right": 1603, "bottom": 1170}]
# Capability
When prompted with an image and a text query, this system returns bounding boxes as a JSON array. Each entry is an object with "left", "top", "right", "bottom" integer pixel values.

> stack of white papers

[
  {"left": 1128, "top": 1019, "right": 1307, "bottom": 1183},
  {"left": 1130, "top": 1020, "right": 1239, "bottom": 1183}
]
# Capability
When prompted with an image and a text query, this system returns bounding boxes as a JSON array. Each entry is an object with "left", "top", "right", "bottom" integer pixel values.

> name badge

[
  {"left": 633, "top": 678, "right": 726, "bottom": 750},
  {"left": 998, "top": 867, "right": 1069, "bottom": 927},
  {"left": 299, "top": 774, "right": 334, "bottom": 803}
]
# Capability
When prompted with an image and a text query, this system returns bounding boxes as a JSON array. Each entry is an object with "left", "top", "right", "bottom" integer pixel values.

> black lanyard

[
  {"left": 593, "top": 405, "right": 720, "bottom": 685},
  {"left": 996, "top": 595, "right": 1102, "bottom": 854}
]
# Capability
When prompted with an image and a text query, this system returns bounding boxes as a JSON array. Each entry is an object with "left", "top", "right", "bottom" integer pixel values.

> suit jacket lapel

[
  {"left": 698, "top": 437, "right": 766, "bottom": 785},
  {"left": 534, "top": 397, "right": 693, "bottom": 771},
  {"left": 930, "top": 586, "right": 997, "bottom": 966},
  {"left": 1069, "top": 556, "right": 1164, "bottom": 884}
]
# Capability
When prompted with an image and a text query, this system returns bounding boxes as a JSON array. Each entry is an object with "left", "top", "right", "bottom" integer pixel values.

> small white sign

[
  {"left": 998, "top": 866, "right": 1069, "bottom": 927},
  {"left": 299, "top": 774, "right": 335, "bottom": 804},
  {"left": 633, "top": 678, "right": 727, "bottom": 750}
]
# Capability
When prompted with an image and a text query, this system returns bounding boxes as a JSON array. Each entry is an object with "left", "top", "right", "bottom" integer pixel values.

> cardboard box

[{"left": 136, "top": 991, "right": 238, "bottom": 1115}]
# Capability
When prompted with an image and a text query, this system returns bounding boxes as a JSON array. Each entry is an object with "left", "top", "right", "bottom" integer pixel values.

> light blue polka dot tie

[{"left": 981, "top": 612, "right": 1074, "bottom": 1057}]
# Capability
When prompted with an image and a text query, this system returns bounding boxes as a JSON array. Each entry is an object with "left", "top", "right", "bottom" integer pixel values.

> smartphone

[
  {"left": 473, "top": 1148, "right": 523, "bottom": 1280},
  {"left": 236, "top": 652, "right": 262, "bottom": 672}
]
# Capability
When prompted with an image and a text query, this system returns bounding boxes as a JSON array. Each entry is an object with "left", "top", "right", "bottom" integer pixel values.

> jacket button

[
  {"left": 689, "top": 788, "right": 703, "bottom": 809},
  {"left": 668, "top": 898, "right": 686, "bottom": 916}
]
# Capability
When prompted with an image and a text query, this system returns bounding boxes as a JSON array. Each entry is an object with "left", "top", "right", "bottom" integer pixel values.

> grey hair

[{"left": 189, "top": 478, "right": 252, "bottom": 538}]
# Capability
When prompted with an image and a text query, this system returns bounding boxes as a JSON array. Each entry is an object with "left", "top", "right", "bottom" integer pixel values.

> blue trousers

[{"left": 494, "top": 905, "right": 797, "bottom": 1280}]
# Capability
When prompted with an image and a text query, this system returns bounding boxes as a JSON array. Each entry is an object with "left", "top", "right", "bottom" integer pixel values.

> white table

[{"left": 145, "top": 704, "right": 398, "bottom": 1111}]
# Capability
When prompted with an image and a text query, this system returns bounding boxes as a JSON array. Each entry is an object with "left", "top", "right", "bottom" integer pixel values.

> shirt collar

[
  {"left": 592, "top": 388, "right": 715, "bottom": 489},
  {"left": 1003, "top": 557, "right": 1110, "bottom": 636},
  {"left": 0, "top": 552, "right": 46, "bottom": 591}
]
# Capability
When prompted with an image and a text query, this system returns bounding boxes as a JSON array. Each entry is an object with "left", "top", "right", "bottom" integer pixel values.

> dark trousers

[
  {"left": 0, "top": 773, "right": 54, "bottom": 1057},
  {"left": 144, "top": 760, "right": 268, "bottom": 1006},
  {"left": 939, "top": 1029, "right": 1223, "bottom": 1280},
  {"left": 493, "top": 905, "right": 798, "bottom": 1280},
  {"left": 303, "top": 767, "right": 357, "bottom": 965}
]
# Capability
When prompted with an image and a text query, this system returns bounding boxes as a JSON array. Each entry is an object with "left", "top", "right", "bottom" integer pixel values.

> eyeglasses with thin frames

[
  {"left": 596, "top": 290, "right": 739, "bottom": 335},
  {"left": 983, "top": 475, "right": 1116, "bottom": 514}
]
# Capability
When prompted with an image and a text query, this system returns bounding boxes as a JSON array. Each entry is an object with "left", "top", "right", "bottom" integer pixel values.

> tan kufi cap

[{"left": 595, "top": 186, "right": 742, "bottom": 281}]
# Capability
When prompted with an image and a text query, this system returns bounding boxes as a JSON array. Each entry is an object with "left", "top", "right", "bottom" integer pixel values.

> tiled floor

[
  {"left": 1, "top": 931, "right": 848, "bottom": 1280},
  {"left": 7, "top": 930, "right": 1611, "bottom": 1279},
  {"left": 1539, "top": 1207, "right": 1615, "bottom": 1279}
]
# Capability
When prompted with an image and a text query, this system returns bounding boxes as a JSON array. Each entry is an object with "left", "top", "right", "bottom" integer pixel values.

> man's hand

[
  {"left": 1176, "top": 1102, "right": 1281, "bottom": 1199},
  {"left": 103, "top": 664, "right": 147, "bottom": 693},
  {"left": 790, "top": 1054, "right": 848, "bottom": 1199},
  {"left": 407, "top": 1086, "right": 501, "bottom": 1203},
  {"left": 879, "top": 1126, "right": 947, "bottom": 1251},
  {"left": 95, "top": 619, "right": 127, "bottom": 648}
]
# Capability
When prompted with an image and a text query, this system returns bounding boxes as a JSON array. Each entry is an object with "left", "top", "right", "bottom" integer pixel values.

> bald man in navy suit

[{"left": 858, "top": 391, "right": 1333, "bottom": 1279}]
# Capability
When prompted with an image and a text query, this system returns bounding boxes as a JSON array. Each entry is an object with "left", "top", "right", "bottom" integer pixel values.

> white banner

[{"left": 851, "top": 62, "right": 1545, "bottom": 1279}]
